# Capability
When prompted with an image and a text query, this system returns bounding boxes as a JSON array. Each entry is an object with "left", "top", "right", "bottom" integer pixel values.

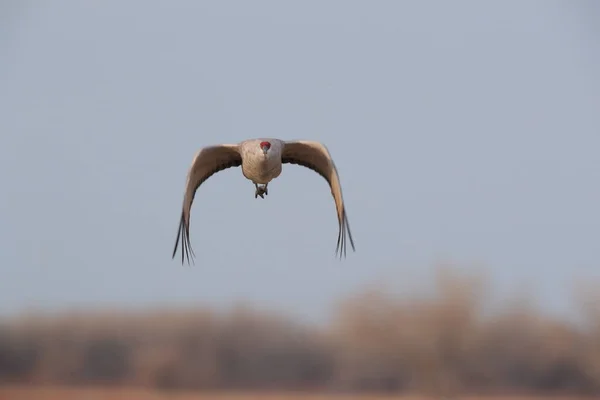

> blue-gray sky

[{"left": 1, "top": 1, "right": 599, "bottom": 323}]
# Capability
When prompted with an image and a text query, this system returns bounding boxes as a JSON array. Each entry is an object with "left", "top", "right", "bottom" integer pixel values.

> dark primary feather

[
  {"left": 172, "top": 155, "right": 242, "bottom": 265},
  {"left": 172, "top": 212, "right": 195, "bottom": 265},
  {"left": 282, "top": 156, "right": 355, "bottom": 258}
]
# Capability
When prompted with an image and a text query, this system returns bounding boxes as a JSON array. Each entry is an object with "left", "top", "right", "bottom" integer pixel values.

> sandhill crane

[{"left": 172, "top": 138, "right": 355, "bottom": 264}]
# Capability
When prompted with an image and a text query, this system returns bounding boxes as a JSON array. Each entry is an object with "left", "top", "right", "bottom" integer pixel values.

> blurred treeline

[{"left": 1, "top": 268, "right": 600, "bottom": 396}]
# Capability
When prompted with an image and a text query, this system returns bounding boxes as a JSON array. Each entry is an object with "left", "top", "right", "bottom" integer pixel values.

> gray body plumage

[{"left": 239, "top": 138, "right": 285, "bottom": 184}]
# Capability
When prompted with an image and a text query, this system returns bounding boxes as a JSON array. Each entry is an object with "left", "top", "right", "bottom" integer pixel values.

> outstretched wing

[
  {"left": 282, "top": 140, "right": 355, "bottom": 258},
  {"left": 173, "top": 144, "right": 242, "bottom": 264}
]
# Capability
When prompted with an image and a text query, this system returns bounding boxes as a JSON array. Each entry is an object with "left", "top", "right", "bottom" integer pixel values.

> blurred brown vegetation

[
  {"left": 0, "top": 387, "right": 596, "bottom": 400},
  {"left": 1, "top": 268, "right": 600, "bottom": 397}
]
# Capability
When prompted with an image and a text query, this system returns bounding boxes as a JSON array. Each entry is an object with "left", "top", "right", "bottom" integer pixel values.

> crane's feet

[{"left": 254, "top": 184, "right": 268, "bottom": 199}]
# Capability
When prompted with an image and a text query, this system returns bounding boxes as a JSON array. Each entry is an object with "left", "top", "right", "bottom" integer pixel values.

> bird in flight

[{"left": 172, "top": 138, "right": 355, "bottom": 264}]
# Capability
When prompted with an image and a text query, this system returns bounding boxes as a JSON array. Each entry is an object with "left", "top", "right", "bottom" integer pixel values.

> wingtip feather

[
  {"left": 172, "top": 212, "right": 196, "bottom": 266},
  {"left": 334, "top": 209, "right": 355, "bottom": 260}
]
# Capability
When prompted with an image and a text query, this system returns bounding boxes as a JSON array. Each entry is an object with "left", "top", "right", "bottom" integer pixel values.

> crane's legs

[{"left": 254, "top": 183, "right": 268, "bottom": 199}]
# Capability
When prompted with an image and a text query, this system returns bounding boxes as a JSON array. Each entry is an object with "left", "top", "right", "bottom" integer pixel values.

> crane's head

[{"left": 260, "top": 141, "right": 271, "bottom": 156}]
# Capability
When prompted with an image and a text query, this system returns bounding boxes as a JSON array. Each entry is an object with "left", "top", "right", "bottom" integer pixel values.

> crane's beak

[{"left": 261, "top": 146, "right": 269, "bottom": 156}]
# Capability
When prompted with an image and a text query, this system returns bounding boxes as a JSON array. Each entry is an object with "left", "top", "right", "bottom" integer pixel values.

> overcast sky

[{"left": 1, "top": 0, "right": 599, "bottom": 323}]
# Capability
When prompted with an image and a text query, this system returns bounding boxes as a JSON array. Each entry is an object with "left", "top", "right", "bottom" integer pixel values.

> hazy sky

[{"left": 1, "top": 1, "right": 599, "bottom": 323}]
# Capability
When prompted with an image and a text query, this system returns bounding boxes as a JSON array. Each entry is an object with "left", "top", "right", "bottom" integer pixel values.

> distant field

[{"left": 0, "top": 387, "right": 596, "bottom": 400}]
